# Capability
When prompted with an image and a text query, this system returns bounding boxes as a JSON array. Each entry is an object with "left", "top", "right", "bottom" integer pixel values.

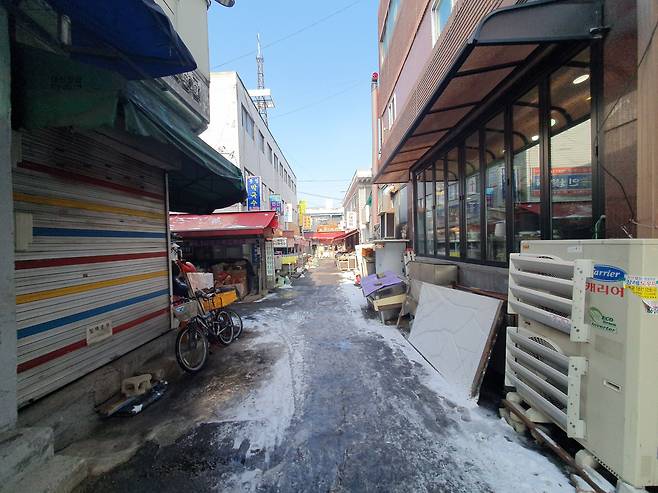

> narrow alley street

[{"left": 76, "top": 261, "right": 572, "bottom": 493}]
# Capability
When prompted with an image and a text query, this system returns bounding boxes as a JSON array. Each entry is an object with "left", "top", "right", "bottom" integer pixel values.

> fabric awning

[
  {"left": 303, "top": 231, "right": 346, "bottom": 242},
  {"left": 124, "top": 83, "right": 246, "bottom": 213},
  {"left": 170, "top": 212, "right": 279, "bottom": 238},
  {"left": 375, "top": 0, "right": 603, "bottom": 184},
  {"left": 332, "top": 229, "right": 359, "bottom": 244},
  {"left": 46, "top": 0, "right": 196, "bottom": 80},
  {"left": 12, "top": 45, "right": 245, "bottom": 214}
]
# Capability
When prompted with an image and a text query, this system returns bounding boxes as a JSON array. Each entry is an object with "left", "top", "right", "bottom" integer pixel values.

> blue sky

[{"left": 208, "top": 0, "right": 378, "bottom": 208}]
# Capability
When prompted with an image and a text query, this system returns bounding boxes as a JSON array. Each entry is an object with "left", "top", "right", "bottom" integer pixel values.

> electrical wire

[
  {"left": 211, "top": 0, "right": 364, "bottom": 69},
  {"left": 269, "top": 80, "right": 362, "bottom": 119},
  {"left": 298, "top": 191, "right": 343, "bottom": 200}
]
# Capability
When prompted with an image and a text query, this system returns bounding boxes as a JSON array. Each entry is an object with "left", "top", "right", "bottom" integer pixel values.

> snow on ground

[
  {"left": 209, "top": 305, "right": 307, "bottom": 467},
  {"left": 339, "top": 276, "right": 574, "bottom": 493}
]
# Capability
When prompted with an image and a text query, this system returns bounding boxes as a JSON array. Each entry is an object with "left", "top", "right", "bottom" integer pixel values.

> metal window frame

[{"left": 410, "top": 43, "right": 601, "bottom": 267}]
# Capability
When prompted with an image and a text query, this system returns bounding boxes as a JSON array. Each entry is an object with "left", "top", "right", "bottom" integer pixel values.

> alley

[{"left": 77, "top": 261, "right": 571, "bottom": 493}]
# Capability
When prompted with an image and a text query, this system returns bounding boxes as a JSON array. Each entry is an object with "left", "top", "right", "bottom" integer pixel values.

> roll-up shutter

[{"left": 13, "top": 128, "right": 171, "bottom": 406}]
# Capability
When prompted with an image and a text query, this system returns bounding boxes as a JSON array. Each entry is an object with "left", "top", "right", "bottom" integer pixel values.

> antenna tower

[{"left": 249, "top": 34, "right": 275, "bottom": 126}]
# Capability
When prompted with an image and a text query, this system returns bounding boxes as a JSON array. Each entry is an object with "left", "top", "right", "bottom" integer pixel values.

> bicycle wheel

[
  {"left": 226, "top": 309, "right": 243, "bottom": 340},
  {"left": 214, "top": 311, "right": 234, "bottom": 346},
  {"left": 175, "top": 322, "right": 209, "bottom": 373}
]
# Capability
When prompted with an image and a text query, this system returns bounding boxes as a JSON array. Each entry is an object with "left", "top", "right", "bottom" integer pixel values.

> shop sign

[
  {"left": 265, "top": 241, "right": 274, "bottom": 278},
  {"left": 346, "top": 211, "right": 357, "bottom": 230},
  {"left": 303, "top": 215, "right": 312, "bottom": 230},
  {"left": 246, "top": 176, "right": 261, "bottom": 211},
  {"left": 285, "top": 203, "right": 293, "bottom": 223},
  {"left": 269, "top": 194, "right": 283, "bottom": 214},
  {"left": 531, "top": 166, "right": 591, "bottom": 196},
  {"left": 273, "top": 237, "right": 287, "bottom": 248}
]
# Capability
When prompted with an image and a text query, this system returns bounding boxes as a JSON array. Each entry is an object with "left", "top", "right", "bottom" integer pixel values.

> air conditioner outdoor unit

[{"left": 505, "top": 239, "right": 658, "bottom": 493}]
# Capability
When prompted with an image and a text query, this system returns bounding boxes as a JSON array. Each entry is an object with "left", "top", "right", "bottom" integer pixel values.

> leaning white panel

[{"left": 409, "top": 282, "right": 502, "bottom": 400}]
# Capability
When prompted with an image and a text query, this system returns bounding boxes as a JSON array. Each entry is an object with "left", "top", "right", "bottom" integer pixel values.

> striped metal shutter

[{"left": 14, "top": 128, "right": 171, "bottom": 406}]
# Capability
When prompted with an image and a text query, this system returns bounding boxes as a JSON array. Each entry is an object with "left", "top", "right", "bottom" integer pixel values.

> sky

[{"left": 207, "top": 0, "right": 378, "bottom": 208}]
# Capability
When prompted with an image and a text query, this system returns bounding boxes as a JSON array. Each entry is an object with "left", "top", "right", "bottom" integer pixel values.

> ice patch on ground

[
  {"left": 253, "top": 292, "right": 279, "bottom": 303},
  {"left": 338, "top": 281, "right": 574, "bottom": 493},
  {"left": 211, "top": 303, "right": 309, "bottom": 471}
]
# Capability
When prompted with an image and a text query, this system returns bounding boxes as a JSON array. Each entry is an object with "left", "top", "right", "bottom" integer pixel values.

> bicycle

[{"left": 172, "top": 288, "right": 242, "bottom": 373}]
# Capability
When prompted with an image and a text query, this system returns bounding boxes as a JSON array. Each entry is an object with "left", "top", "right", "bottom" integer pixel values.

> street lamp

[{"left": 215, "top": 0, "right": 236, "bottom": 6}]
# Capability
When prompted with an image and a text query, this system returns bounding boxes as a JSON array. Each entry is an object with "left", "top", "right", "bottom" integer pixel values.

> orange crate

[{"left": 200, "top": 289, "right": 238, "bottom": 311}]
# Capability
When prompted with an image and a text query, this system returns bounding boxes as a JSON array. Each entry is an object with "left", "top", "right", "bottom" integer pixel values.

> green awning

[
  {"left": 13, "top": 45, "right": 245, "bottom": 214},
  {"left": 13, "top": 44, "right": 123, "bottom": 129},
  {"left": 124, "top": 83, "right": 246, "bottom": 213}
]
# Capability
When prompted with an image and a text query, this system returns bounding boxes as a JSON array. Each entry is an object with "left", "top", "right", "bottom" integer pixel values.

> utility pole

[{"left": 249, "top": 34, "right": 274, "bottom": 126}]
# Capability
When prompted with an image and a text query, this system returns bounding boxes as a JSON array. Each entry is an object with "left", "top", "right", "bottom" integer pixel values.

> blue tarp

[{"left": 46, "top": 0, "right": 196, "bottom": 80}]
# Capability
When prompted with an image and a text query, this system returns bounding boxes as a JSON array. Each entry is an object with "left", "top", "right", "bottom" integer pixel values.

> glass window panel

[
  {"left": 415, "top": 172, "right": 426, "bottom": 255},
  {"left": 550, "top": 49, "right": 592, "bottom": 240},
  {"left": 446, "top": 148, "right": 460, "bottom": 258},
  {"left": 424, "top": 167, "right": 435, "bottom": 255},
  {"left": 435, "top": 157, "right": 446, "bottom": 256},
  {"left": 484, "top": 113, "right": 507, "bottom": 262},
  {"left": 512, "top": 87, "right": 541, "bottom": 252},
  {"left": 464, "top": 132, "right": 481, "bottom": 259}
]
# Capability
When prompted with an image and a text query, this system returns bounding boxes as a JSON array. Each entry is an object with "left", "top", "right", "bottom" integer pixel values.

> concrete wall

[
  {"left": 0, "top": 5, "right": 17, "bottom": 432},
  {"left": 156, "top": 0, "right": 210, "bottom": 79},
  {"left": 201, "top": 72, "right": 298, "bottom": 226},
  {"left": 412, "top": 257, "right": 509, "bottom": 294},
  {"left": 18, "top": 331, "right": 180, "bottom": 451}
]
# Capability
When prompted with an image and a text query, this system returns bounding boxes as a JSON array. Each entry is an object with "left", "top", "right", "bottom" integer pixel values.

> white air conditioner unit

[{"left": 505, "top": 239, "right": 658, "bottom": 493}]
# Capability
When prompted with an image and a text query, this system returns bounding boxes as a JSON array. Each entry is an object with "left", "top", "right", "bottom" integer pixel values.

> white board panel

[{"left": 409, "top": 282, "right": 502, "bottom": 400}]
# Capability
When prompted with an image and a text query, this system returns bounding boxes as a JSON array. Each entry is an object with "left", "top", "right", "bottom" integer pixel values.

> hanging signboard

[
  {"left": 273, "top": 237, "right": 287, "bottom": 248},
  {"left": 265, "top": 241, "right": 274, "bottom": 279},
  {"left": 303, "top": 215, "right": 312, "bottom": 231},
  {"left": 269, "top": 194, "right": 283, "bottom": 214},
  {"left": 298, "top": 200, "right": 307, "bottom": 225},
  {"left": 246, "top": 176, "right": 262, "bottom": 210},
  {"left": 284, "top": 203, "right": 293, "bottom": 223},
  {"left": 346, "top": 211, "right": 357, "bottom": 230}
]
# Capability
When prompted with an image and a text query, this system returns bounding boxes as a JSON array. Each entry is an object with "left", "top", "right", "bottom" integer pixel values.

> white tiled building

[{"left": 201, "top": 71, "right": 298, "bottom": 228}]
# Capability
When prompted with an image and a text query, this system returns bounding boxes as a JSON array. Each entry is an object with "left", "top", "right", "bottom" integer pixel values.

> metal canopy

[
  {"left": 46, "top": 0, "right": 196, "bottom": 80},
  {"left": 374, "top": 0, "right": 603, "bottom": 184}
]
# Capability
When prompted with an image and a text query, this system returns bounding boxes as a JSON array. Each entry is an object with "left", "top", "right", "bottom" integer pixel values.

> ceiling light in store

[
  {"left": 573, "top": 74, "right": 590, "bottom": 85},
  {"left": 531, "top": 135, "right": 539, "bottom": 142},
  {"left": 586, "top": 96, "right": 592, "bottom": 101},
  {"left": 550, "top": 118, "right": 557, "bottom": 127}
]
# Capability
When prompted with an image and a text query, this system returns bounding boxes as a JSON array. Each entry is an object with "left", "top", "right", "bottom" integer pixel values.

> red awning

[
  {"left": 331, "top": 229, "right": 359, "bottom": 244},
  {"left": 303, "top": 231, "right": 346, "bottom": 241},
  {"left": 170, "top": 211, "right": 279, "bottom": 238}
]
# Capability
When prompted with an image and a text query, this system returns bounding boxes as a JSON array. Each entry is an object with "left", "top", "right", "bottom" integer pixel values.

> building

[
  {"left": 0, "top": 0, "right": 245, "bottom": 480},
  {"left": 303, "top": 207, "right": 345, "bottom": 232},
  {"left": 342, "top": 170, "right": 373, "bottom": 243},
  {"left": 170, "top": 211, "right": 279, "bottom": 295},
  {"left": 372, "top": 0, "right": 656, "bottom": 293},
  {"left": 201, "top": 71, "right": 299, "bottom": 230}
]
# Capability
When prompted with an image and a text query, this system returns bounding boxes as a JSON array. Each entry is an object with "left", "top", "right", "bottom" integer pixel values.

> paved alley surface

[{"left": 76, "top": 261, "right": 573, "bottom": 493}]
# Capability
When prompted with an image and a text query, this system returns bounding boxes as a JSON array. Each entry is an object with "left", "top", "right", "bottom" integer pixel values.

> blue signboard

[
  {"left": 246, "top": 176, "right": 261, "bottom": 210},
  {"left": 269, "top": 194, "right": 283, "bottom": 214}
]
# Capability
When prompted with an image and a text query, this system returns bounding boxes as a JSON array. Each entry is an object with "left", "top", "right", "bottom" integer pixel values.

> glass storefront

[
  {"left": 512, "top": 87, "right": 541, "bottom": 252},
  {"left": 446, "top": 148, "right": 460, "bottom": 257},
  {"left": 464, "top": 132, "right": 481, "bottom": 259},
  {"left": 412, "top": 47, "right": 595, "bottom": 265},
  {"left": 484, "top": 113, "right": 506, "bottom": 262},
  {"left": 435, "top": 157, "right": 446, "bottom": 255},
  {"left": 550, "top": 49, "right": 592, "bottom": 240}
]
